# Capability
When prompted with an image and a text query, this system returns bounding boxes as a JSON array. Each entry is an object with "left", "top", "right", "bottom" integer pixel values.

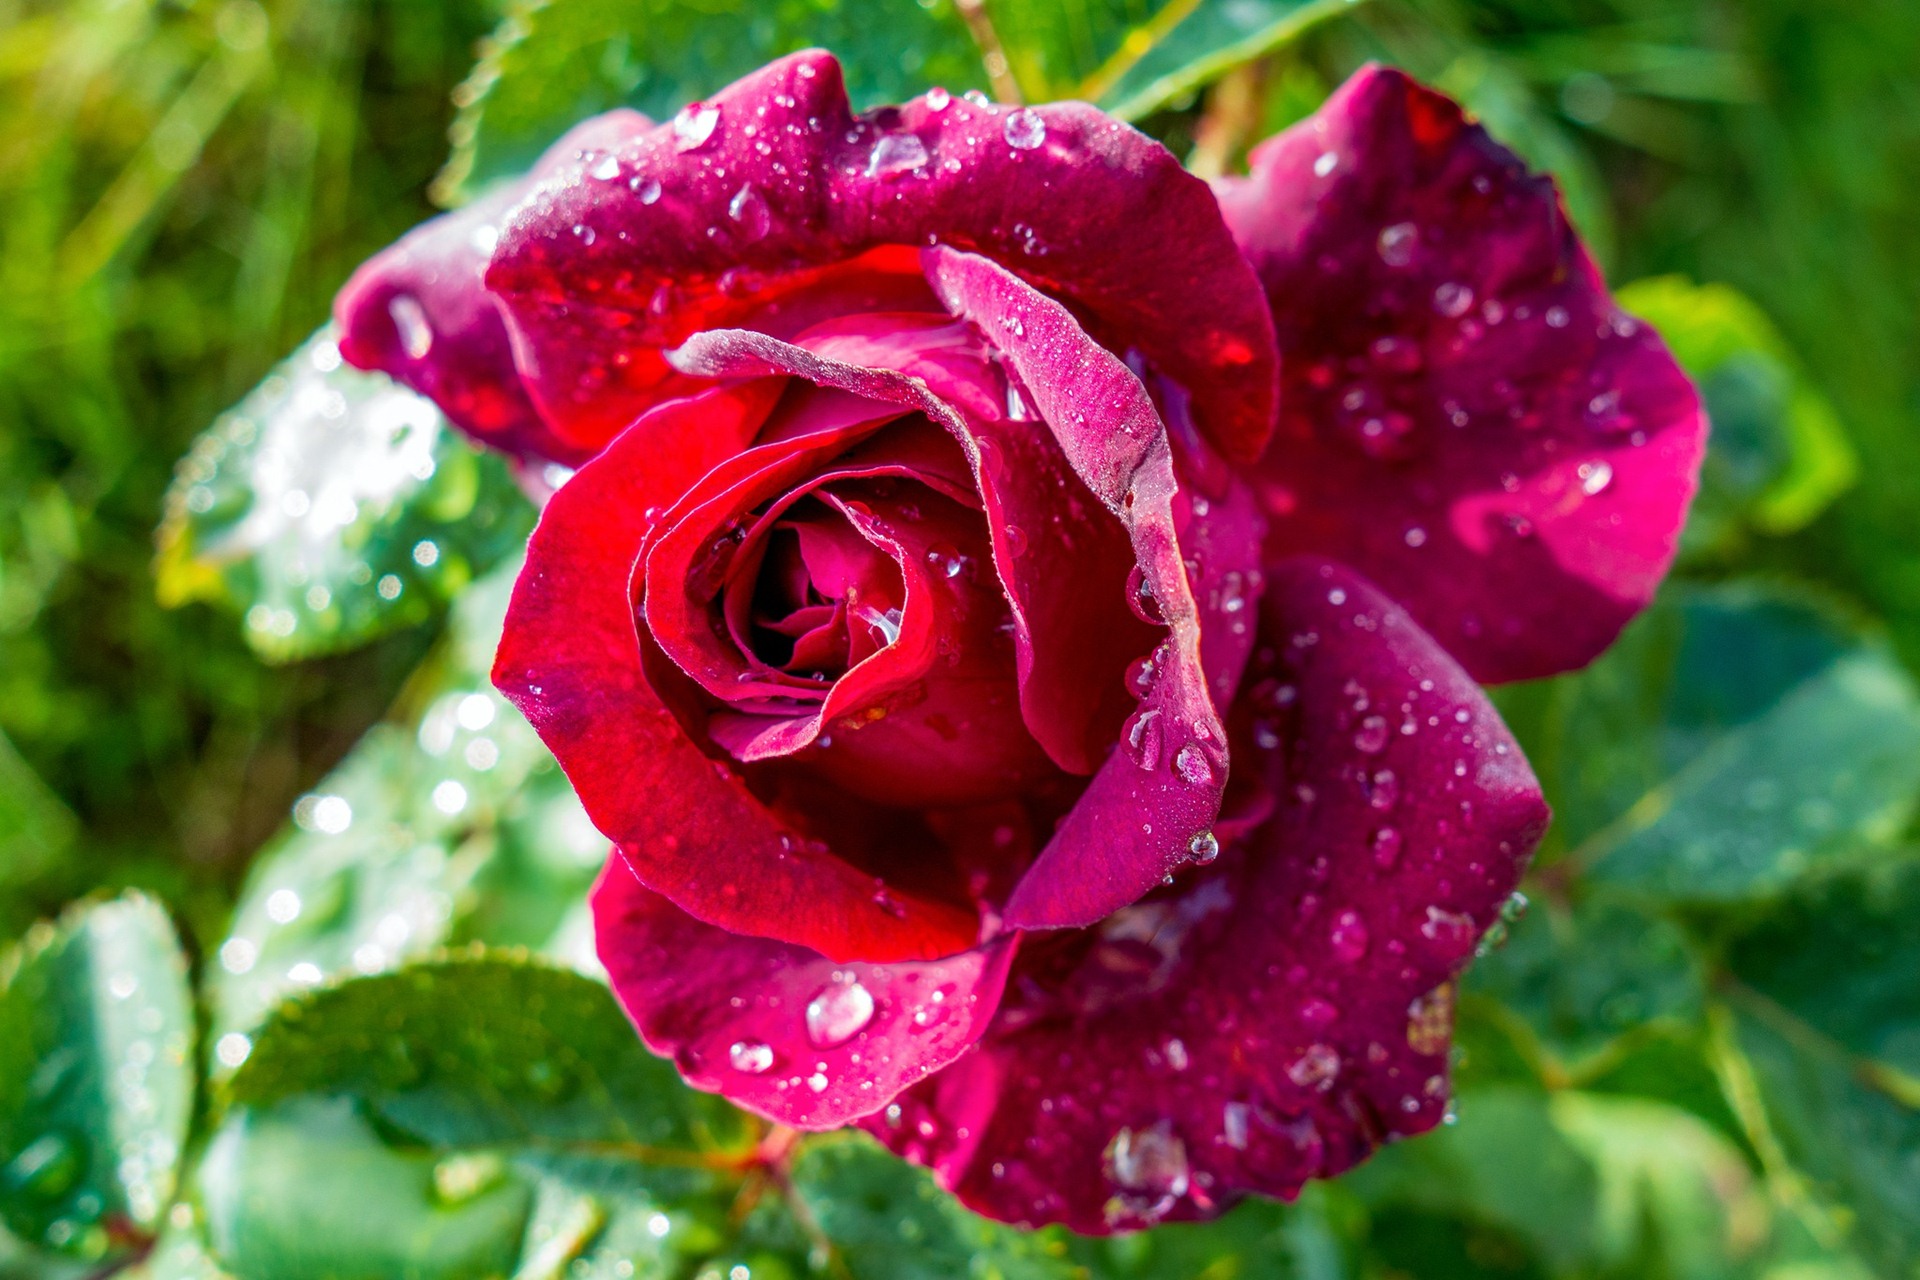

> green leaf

[
  {"left": 1729, "top": 1006, "right": 1920, "bottom": 1275},
  {"left": 1343, "top": 1086, "right": 1599, "bottom": 1274},
  {"left": 439, "top": 0, "right": 985, "bottom": 202},
  {"left": 1617, "top": 276, "right": 1856, "bottom": 554},
  {"left": 0, "top": 895, "right": 195, "bottom": 1262},
  {"left": 1465, "top": 894, "right": 1704, "bottom": 1062},
  {"left": 155, "top": 328, "right": 534, "bottom": 664},
  {"left": 1093, "top": 0, "right": 1368, "bottom": 122},
  {"left": 1491, "top": 582, "right": 1920, "bottom": 903},
  {"left": 789, "top": 1133, "right": 1077, "bottom": 1278},
  {"left": 0, "top": 727, "right": 75, "bottom": 897},
  {"left": 1548, "top": 1092, "right": 1770, "bottom": 1280},
  {"left": 1725, "top": 860, "right": 1920, "bottom": 1078},
  {"left": 208, "top": 558, "right": 604, "bottom": 1045},
  {"left": 228, "top": 954, "right": 750, "bottom": 1156},
  {"left": 200, "top": 1097, "right": 535, "bottom": 1280}
]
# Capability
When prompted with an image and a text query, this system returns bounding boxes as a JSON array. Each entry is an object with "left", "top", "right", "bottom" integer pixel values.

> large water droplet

[
  {"left": 1187, "top": 831, "right": 1220, "bottom": 864},
  {"left": 1286, "top": 1043, "right": 1341, "bottom": 1092},
  {"left": 1125, "top": 566, "right": 1166, "bottom": 624},
  {"left": 925, "top": 86, "right": 951, "bottom": 111},
  {"left": 1174, "top": 743, "right": 1214, "bottom": 787},
  {"left": 674, "top": 103, "right": 720, "bottom": 150},
  {"left": 867, "top": 133, "right": 929, "bottom": 177},
  {"left": 1002, "top": 108, "right": 1046, "bottom": 150},
  {"left": 631, "top": 175, "right": 663, "bottom": 204},
  {"left": 1124, "top": 707, "right": 1165, "bottom": 771},
  {"left": 1376, "top": 221, "right": 1418, "bottom": 267},
  {"left": 1420, "top": 905, "right": 1476, "bottom": 955},
  {"left": 1330, "top": 910, "right": 1369, "bottom": 962},
  {"left": 1353, "top": 715, "right": 1390, "bottom": 754},
  {"left": 729, "top": 1041, "right": 775, "bottom": 1073},
  {"left": 1432, "top": 282, "right": 1476, "bottom": 318},
  {"left": 1578, "top": 459, "right": 1614, "bottom": 495},
  {"left": 805, "top": 978, "right": 876, "bottom": 1047},
  {"left": 1104, "top": 1121, "right": 1188, "bottom": 1196},
  {"left": 728, "top": 184, "right": 770, "bottom": 239}
]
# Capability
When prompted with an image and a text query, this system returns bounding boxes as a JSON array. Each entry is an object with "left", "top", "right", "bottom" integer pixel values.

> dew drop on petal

[
  {"left": 1187, "top": 831, "right": 1220, "bottom": 864},
  {"left": 867, "top": 132, "right": 929, "bottom": 177},
  {"left": 728, "top": 184, "right": 770, "bottom": 239},
  {"left": 1286, "top": 1043, "right": 1341, "bottom": 1092},
  {"left": 1377, "top": 221, "right": 1418, "bottom": 266},
  {"left": 387, "top": 295, "right": 433, "bottom": 360},
  {"left": 631, "top": 175, "right": 663, "bottom": 204},
  {"left": 1578, "top": 459, "right": 1614, "bottom": 495},
  {"left": 1104, "top": 1121, "right": 1188, "bottom": 1196},
  {"left": 1353, "top": 715, "right": 1390, "bottom": 754},
  {"left": 805, "top": 978, "right": 875, "bottom": 1047},
  {"left": 674, "top": 103, "right": 720, "bottom": 150},
  {"left": 925, "top": 86, "right": 951, "bottom": 111},
  {"left": 729, "top": 1041, "right": 774, "bottom": 1074},
  {"left": 1174, "top": 743, "right": 1214, "bottom": 787},
  {"left": 1003, "top": 108, "right": 1046, "bottom": 150},
  {"left": 1124, "top": 707, "right": 1165, "bottom": 771},
  {"left": 1330, "top": 910, "right": 1370, "bottom": 962}
]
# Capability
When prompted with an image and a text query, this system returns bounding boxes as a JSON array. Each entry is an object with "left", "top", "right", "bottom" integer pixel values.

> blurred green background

[{"left": 2, "top": 0, "right": 1918, "bottom": 1277}]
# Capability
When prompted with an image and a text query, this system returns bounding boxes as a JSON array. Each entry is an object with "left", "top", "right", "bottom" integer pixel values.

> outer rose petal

[
  {"left": 867, "top": 560, "right": 1548, "bottom": 1232},
  {"left": 493, "top": 384, "right": 978, "bottom": 963},
  {"left": 333, "top": 112, "right": 650, "bottom": 463},
  {"left": 593, "top": 853, "right": 1015, "bottom": 1129},
  {"left": 487, "top": 50, "right": 1278, "bottom": 464},
  {"left": 1215, "top": 65, "right": 1706, "bottom": 682}
]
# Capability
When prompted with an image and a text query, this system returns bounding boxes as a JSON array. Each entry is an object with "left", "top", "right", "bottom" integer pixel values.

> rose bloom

[{"left": 335, "top": 53, "right": 1704, "bottom": 1231}]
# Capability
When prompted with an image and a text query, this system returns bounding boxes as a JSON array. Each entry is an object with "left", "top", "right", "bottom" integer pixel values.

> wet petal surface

[
  {"left": 867, "top": 559, "right": 1548, "bottom": 1232},
  {"left": 1216, "top": 65, "right": 1705, "bottom": 681}
]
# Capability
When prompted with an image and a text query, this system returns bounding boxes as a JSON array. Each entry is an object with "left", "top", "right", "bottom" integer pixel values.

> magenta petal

[
  {"left": 487, "top": 49, "right": 1278, "bottom": 463},
  {"left": 917, "top": 249, "right": 1262, "bottom": 930},
  {"left": 593, "top": 853, "right": 1016, "bottom": 1129},
  {"left": 333, "top": 112, "right": 650, "bottom": 463},
  {"left": 868, "top": 559, "right": 1547, "bottom": 1232},
  {"left": 1216, "top": 64, "right": 1705, "bottom": 682}
]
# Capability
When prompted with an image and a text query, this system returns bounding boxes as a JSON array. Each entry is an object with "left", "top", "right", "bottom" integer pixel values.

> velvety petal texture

[
  {"left": 594, "top": 854, "right": 1016, "bottom": 1129},
  {"left": 1215, "top": 65, "right": 1706, "bottom": 682},
  {"left": 485, "top": 50, "right": 1278, "bottom": 464},
  {"left": 866, "top": 559, "right": 1548, "bottom": 1231}
]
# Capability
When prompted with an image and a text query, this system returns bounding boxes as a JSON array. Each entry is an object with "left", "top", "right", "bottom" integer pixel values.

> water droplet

[
  {"left": 1313, "top": 150, "right": 1338, "bottom": 177},
  {"left": 729, "top": 1041, "right": 775, "bottom": 1073},
  {"left": 589, "top": 154, "right": 621, "bottom": 181},
  {"left": 1187, "top": 831, "right": 1220, "bottom": 864},
  {"left": 867, "top": 132, "right": 929, "bottom": 177},
  {"left": 1366, "top": 768, "right": 1398, "bottom": 810},
  {"left": 674, "top": 103, "right": 720, "bottom": 150},
  {"left": 1404, "top": 526, "right": 1428, "bottom": 547},
  {"left": 1432, "top": 282, "right": 1476, "bottom": 318},
  {"left": 1420, "top": 905, "right": 1476, "bottom": 955},
  {"left": 925, "top": 544, "right": 969, "bottom": 580},
  {"left": 1577, "top": 459, "right": 1614, "bottom": 495},
  {"left": 1353, "top": 715, "right": 1390, "bottom": 754},
  {"left": 728, "top": 184, "right": 770, "bottom": 239},
  {"left": 807, "top": 1071, "right": 830, "bottom": 1093},
  {"left": 1286, "top": 1043, "right": 1341, "bottom": 1092},
  {"left": 925, "top": 86, "right": 951, "bottom": 111},
  {"left": 1546, "top": 305, "right": 1571, "bottom": 328},
  {"left": 387, "top": 295, "right": 433, "bottom": 360},
  {"left": 963, "top": 89, "right": 991, "bottom": 107},
  {"left": 1174, "top": 743, "right": 1214, "bottom": 786},
  {"left": 1330, "top": 910, "right": 1369, "bottom": 962},
  {"left": 1002, "top": 108, "right": 1046, "bottom": 150},
  {"left": 1125, "top": 566, "right": 1166, "bottom": 624},
  {"left": 1407, "top": 985, "right": 1455, "bottom": 1054},
  {"left": 1377, "top": 221, "right": 1418, "bottom": 266},
  {"left": 805, "top": 978, "right": 875, "bottom": 1047},
  {"left": 1105, "top": 1121, "right": 1188, "bottom": 1197},
  {"left": 1124, "top": 707, "right": 1165, "bottom": 770},
  {"left": 631, "top": 175, "right": 663, "bottom": 203},
  {"left": 1371, "top": 826, "right": 1403, "bottom": 868}
]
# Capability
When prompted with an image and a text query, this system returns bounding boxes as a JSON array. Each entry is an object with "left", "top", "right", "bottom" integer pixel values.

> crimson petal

[
  {"left": 486, "top": 50, "right": 1278, "bottom": 464},
  {"left": 866, "top": 559, "right": 1548, "bottom": 1232},
  {"left": 593, "top": 854, "right": 1015, "bottom": 1129},
  {"left": 1215, "top": 65, "right": 1705, "bottom": 682},
  {"left": 493, "top": 383, "right": 978, "bottom": 963}
]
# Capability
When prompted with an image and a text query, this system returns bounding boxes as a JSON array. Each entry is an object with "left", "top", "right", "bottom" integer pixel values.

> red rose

[{"left": 332, "top": 55, "right": 1703, "bottom": 1232}]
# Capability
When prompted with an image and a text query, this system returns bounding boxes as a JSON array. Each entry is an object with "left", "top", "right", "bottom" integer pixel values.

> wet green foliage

[{"left": 3, "top": 0, "right": 1920, "bottom": 1276}]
